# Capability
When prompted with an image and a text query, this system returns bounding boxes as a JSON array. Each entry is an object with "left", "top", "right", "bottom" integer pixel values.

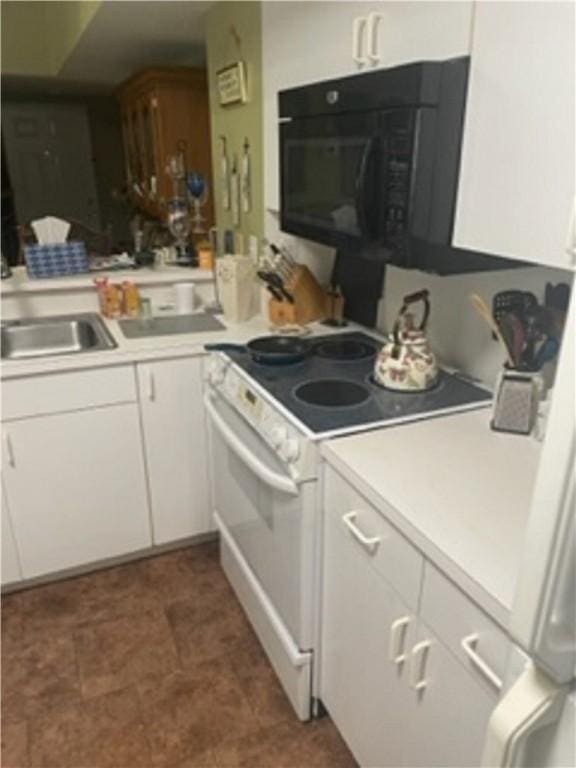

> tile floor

[{"left": 1, "top": 540, "right": 357, "bottom": 768}]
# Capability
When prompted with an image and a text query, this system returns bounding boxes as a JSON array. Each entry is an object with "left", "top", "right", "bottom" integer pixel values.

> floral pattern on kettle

[{"left": 374, "top": 290, "right": 439, "bottom": 392}]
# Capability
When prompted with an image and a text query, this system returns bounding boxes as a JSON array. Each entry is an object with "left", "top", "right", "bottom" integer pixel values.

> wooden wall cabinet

[{"left": 117, "top": 68, "right": 214, "bottom": 226}]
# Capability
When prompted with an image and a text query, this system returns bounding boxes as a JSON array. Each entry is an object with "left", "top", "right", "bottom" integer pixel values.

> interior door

[{"left": 2, "top": 103, "right": 101, "bottom": 229}]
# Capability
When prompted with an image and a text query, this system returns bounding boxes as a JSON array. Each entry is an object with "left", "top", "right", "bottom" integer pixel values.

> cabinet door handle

[
  {"left": 342, "top": 511, "right": 381, "bottom": 553},
  {"left": 352, "top": 17, "right": 368, "bottom": 66},
  {"left": 3, "top": 432, "right": 15, "bottom": 468},
  {"left": 388, "top": 616, "right": 411, "bottom": 665},
  {"left": 461, "top": 634, "right": 503, "bottom": 691},
  {"left": 366, "top": 12, "right": 383, "bottom": 64},
  {"left": 146, "top": 370, "right": 155, "bottom": 402},
  {"left": 409, "top": 640, "right": 431, "bottom": 691}
]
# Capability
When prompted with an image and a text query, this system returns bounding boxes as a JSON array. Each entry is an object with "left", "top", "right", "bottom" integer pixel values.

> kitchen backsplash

[
  {"left": 263, "top": 217, "right": 573, "bottom": 389},
  {"left": 380, "top": 264, "right": 573, "bottom": 389}
]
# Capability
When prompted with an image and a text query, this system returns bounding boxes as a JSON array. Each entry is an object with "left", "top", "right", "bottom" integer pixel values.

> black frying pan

[{"left": 205, "top": 335, "right": 310, "bottom": 365}]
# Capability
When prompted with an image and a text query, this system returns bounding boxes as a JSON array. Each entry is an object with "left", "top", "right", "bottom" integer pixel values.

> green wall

[
  {"left": 205, "top": 1, "right": 263, "bottom": 248},
  {"left": 1, "top": 1, "right": 100, "bottom": 76}
]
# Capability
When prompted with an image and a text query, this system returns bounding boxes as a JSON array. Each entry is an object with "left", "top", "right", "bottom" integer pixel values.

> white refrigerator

[{"left": 482, "top": 292, "right": 575, "bottom": 767}]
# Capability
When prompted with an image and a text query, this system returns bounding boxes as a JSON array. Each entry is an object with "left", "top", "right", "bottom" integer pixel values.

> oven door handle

[{"left": 204, "top": 393, "right": 300, "bottom": 496}]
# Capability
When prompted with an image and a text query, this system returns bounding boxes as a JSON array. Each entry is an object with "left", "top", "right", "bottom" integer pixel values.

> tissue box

[{"left": 24, "top": 241, "right": 89, "bottom": 278}]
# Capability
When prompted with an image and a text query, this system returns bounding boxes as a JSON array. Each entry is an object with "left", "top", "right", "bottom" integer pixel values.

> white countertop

[
  {"left": 1, "top": 265, "right": 214, "bottom": 295},
  {"left": 321, "top": 409, "right": 542, "bottom": 628},
  {"left": 0, "top": 312, "right": 277, "bottom": 380},
  {"left": 1, "top": 264, "right": 283, "bottom": 379}
]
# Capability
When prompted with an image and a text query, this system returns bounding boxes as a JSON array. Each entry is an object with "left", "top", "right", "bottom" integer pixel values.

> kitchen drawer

[
  {"left": 324, "top": 465, "right": 423, "bottom": 611},
  {"left": 2, "top": 366, "right": 137, "bottom": 420},
  {"left": 420, "top": 562, "right": 510, "bottom": 697}
]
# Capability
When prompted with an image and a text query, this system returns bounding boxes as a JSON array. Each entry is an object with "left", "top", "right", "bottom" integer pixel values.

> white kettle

[{"left": 374, "top": 290, "right": 439, "bottom": 392}]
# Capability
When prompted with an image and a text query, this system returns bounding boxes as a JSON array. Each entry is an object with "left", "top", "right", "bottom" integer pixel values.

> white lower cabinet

[
  {"left": 403, "top": 621, "right": 498, "bottom": 768},
  {"left": 1, "top": 477, "right": 22, "bottom": 586},
  {"left": 1, "top": 404, "right": 151, "bottom": 579},
  {"left": 321, "top": 465, "right": 507, "bottom": 768},
  {"left": 137, "top": 357, "right": 212, "bottom": 544},
  {"left": 321, "top": 495, "right": 418, "bottom": 767}
]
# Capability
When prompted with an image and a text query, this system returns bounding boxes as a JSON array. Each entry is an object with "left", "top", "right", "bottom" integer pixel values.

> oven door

[
  {"left": 280, "top": 112, "right": 381, "bottom": 247},
  {"left": 204, "top": 390, "right": 316, "bottom": 650}
]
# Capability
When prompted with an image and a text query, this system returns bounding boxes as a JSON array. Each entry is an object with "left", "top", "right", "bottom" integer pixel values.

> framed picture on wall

[{"left": 216, "top": 62, "right": 247, "bottom": 106}]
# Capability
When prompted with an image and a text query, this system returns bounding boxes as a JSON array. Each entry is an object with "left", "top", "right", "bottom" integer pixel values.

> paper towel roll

[{"left": 175, "top": 282, "right": 197, "bottom": 314}]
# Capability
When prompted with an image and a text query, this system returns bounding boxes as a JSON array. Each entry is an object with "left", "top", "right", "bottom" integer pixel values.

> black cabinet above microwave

[{"left": 279, "top": 58, "right": 526, "bottom": 274}]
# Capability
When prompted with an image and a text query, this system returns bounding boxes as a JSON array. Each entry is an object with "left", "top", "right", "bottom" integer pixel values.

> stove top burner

[
  {"left": 217, "top": 332, "right": 492, "bottom": 434},
  {"left": 294, "top": 379, "right": 371, "bottom": 408},
  {"left": 314, "top": 338, "right": 377, "bottom": 361}
]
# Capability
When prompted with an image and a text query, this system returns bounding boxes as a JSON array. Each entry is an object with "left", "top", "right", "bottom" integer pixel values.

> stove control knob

[
  {"left": 207, "top": 358, "right": 225, "bottom": 386},
  {"left": 279, "top": 438, "right": 300, "bottom": 464},
  {"left": 270, "top": 425, "right": 287, "bottom": 450}
]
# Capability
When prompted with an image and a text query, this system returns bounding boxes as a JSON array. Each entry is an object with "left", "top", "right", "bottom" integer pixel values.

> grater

[{"left": 491, "top": 370, "right": 543, "bottom": 435}]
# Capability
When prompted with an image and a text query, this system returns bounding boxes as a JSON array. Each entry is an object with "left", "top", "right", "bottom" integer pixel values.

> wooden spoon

[{"left": 469, "top": 293, "right": 515, "bottom": 367}]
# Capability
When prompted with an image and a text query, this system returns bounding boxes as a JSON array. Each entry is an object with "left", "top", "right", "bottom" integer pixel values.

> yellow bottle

[{"left": 122, "top": 281, "right": 141, "bottom": 317}]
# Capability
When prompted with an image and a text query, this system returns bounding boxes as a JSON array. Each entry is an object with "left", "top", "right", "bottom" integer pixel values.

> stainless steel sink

[
  {"left": 118, "top": 313, "right": 226, "bottom": 339},
  {"left": 1, "top": 314, "right": 117, "bottom": 360}
]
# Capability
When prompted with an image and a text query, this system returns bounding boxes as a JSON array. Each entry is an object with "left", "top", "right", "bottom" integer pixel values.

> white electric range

[{"left": 203, "top": 332, "right": 491, "bottom": 720}]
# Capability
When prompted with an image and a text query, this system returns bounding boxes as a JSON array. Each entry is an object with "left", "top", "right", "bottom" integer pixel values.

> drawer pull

[
  {"left": 146, "top": 370, "right": 155, "bottom": 402},
  {"left": 409, "top": 640, "right": 431, "bottom": 691},
  {"left": 342, "top": 511, "right": 381, "bottom": 553},
  {"left": 3, "top": 432, "right": 15, "bottom": 468},
  {"left": 461, "top": 633, "right": 503, "bottom": 691},
  {"left": 389, "top": 616, "right": 411, "bottom": 665}
]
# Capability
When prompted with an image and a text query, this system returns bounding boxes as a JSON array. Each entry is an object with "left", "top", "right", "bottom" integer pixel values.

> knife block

[{"left": 268, "top": 265, "right": 335, "bottom": 326}]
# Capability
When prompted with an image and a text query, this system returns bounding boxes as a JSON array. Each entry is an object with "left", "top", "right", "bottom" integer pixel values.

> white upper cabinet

[
  {"left": 263, "top": 1, "right": 473, "bottom": 211},
  {"left": 454, "top": 1, "right": 575, "bottom": 268},
  {"left": 137, "top": 357, "right": 212, "bottom": 545},
  {"left": 357, "top": 1, "right": 473, "bottom": 71}
]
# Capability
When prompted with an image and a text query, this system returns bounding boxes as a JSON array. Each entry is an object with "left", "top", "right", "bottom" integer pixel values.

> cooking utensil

[
  {"left": 519, "top": 305, "right": 557, "bottom": 369},
  {"left": 545, "top": 282, "right": 570, "bottom": 312},
  {"left": 469, "top": 293, "right": 515, "bottom": 367},
  {"left": 492, "top": 290, "right": 537, "bottom": 331},
  {"left": 257, "top": 270, "right": 294, "bottom": 303},
  {"left": 205, "top": 335, "right": 311, "bottom": 365},
  {"left": 374, "top": 289, "right": 439, "bottom": 391},
  {"left": 534, "top": 337, "right": 560, "bottom": 369},
  {"left": 498, "top": 312, "right": 526, "bottom": 368},
  {"left": 492, "top": 370, "right": 542, "bottom": 435},
  {"left": 266, "top": 284, "right": 284, "bottom": 302},
  {"left": 270, "top": 243, "right": 296, "bottom": 280}
]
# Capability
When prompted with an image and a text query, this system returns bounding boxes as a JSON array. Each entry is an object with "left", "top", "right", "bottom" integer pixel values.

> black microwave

[{"left": 279, "top": 57, "right": 470, "bottom": 268}]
